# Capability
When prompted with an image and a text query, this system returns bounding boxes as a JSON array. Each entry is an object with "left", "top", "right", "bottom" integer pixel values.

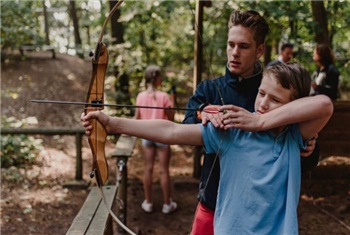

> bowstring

[
  {"left": 186, "top": 1, "right": 226, "bottom": 233},
  {"left": 95, "top": 177, "right": 137, "bottom": 235}
]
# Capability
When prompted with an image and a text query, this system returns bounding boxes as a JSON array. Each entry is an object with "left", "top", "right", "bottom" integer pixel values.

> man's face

[
  {"left": 255, "top": 75, "right": 291, "bottom": 115},
  {"left": 281, "top": 47, "right": 293, "bottom": 63},
  {"left": 226, "top": 25, "right": 264, "bottom": 77}
]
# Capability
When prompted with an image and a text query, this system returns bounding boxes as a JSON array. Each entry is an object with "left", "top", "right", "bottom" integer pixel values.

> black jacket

[{"left": 312, "top": 64, "right": 340, "bottom": 100}]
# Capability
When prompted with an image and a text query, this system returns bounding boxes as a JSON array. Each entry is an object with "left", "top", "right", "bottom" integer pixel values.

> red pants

[{"left": 191, "top": 202, "right": 214, "bottom": 235}]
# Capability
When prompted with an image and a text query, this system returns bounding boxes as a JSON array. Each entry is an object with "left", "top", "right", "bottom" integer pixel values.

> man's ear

[{"left": 256, "top": 44, "right": 265, "bottom": 60}]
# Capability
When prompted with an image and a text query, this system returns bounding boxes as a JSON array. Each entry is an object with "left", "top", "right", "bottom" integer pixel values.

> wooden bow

[
  {"left": 84, "top": 1, "right": 137, "bottom": 234},
  {"left": 85, "top": 0, "right": 123, "bottom": 188},
  {"left": 85, "top": 41, "right": 109, "bottom": 187}
]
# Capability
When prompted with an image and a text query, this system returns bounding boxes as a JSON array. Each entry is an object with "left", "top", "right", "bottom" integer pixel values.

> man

[
  {"left": 266, "top": 42, "right": 294, "bottom": 67},
  {"left": 182, "top": 10, "right": 319, "bottom": 235}
]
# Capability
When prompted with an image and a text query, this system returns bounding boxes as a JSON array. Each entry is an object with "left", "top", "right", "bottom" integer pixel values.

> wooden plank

[
  {"left": 19, "top": 45, "right": 56, "bottom": 58},
  {"left": 66, "top": 187, "right": 101, "bottom": 235},
  {"left": 317, "top": 101, "right": 350, "bottom": 158},
  {"left": 112, "top": 135, "right": 137, "bottom": 157},
  {"left": 86, "top": 186, "right": 117, "bottom": 235},
  {"left": 318, "top": 130, "right": 350, "bottom": 141},
  {"left": 66, "top": 186, "right": 117, "bottom": 235}
]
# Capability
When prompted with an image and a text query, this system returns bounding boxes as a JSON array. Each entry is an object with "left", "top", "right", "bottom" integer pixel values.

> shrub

[{"left": 1, "top": 117, "right": 43, "bottom": 168}]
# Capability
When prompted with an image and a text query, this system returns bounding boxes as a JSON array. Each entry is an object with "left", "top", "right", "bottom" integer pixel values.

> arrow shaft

[{"left": 31, "top": 99, "right": 198, "bottom": 112}]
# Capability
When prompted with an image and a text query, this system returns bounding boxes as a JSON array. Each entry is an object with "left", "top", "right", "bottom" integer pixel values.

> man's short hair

[
  {"left": 228, "top": 10, "right": 270, "bottom": 46},
  {"left": 281, "top": 43, "right": 294, "bottom": 51}
]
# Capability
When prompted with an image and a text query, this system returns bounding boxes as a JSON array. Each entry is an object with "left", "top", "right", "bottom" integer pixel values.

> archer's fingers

[
  {"left": 85, "top": 127, "right": 92, "bottom": 136},
  {"left": 204, "top": 113, "right": 221, "bottom": 128},
  {"left": 220, "top": 105, "right": 240, "bottom": 112},
  {"left": 80, "top": 112, "right": 96, "bottom": 136},
  {"left": 201, "top": 112, "right": 210, "bottom": 125},
  {"left": 81, "top": 111, "right": 100, "bottom": 122}
]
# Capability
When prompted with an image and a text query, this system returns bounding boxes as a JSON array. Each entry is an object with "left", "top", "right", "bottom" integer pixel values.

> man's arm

[
  {"left": 220, "top": 95, "right": 333, "bottom": 140},
  {"left": 183, "top": 82, "right": 209, "bottom": 124}
]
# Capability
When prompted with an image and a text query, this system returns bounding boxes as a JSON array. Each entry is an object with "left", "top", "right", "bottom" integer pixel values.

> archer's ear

[{"left": 256, "top": 44, "right": 265, "bottom": 60}]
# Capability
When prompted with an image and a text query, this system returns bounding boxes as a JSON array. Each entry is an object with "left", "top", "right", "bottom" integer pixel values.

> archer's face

[
  {"left": 255, "top": 74, "right": 292, "bottom": 115},
  {"left": 313, "top": 49, "right": 322, "bottom": 67},
  {"left": 226, "top": 25, "right": 264, "bottom": 77}
]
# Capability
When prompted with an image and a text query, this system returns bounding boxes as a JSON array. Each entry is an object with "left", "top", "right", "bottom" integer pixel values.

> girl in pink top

[{"left": 135, "top": 65, "right": 177, "bottom": 214}]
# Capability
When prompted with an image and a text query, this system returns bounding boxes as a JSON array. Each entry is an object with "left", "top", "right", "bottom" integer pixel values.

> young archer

[{"left": 82, "top": 63, "right": 333, "bottom": 234}]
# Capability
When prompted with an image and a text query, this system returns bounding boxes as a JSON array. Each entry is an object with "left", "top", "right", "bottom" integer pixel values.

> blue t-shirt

[{"left": 200, "top": 123, "right": 306, "bottom": 235}]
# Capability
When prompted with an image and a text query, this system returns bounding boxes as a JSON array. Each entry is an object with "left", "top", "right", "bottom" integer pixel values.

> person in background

[
  {"left": 310, "top": 44, "right": 340, "bottom": 100},
  {"left": 266, "top": 42, "right": 294, "bottom": 67},
  {"left": 183, "top": 10, "right": 319, "bottom": 235},
  {"left": 81, "top": 63, "right": 333, "bottom": 235},
  {"left": 134, "top": 65, "right": 177, "bottom": 214}
]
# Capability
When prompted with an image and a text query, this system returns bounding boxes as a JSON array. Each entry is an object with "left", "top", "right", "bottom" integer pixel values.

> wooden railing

[
  {"left": 19, "top": 45, "right": 56, "bottom": 58},
  {"left": 2, "top": 128, "right": 138, "bottom": 234},
  {"left": 317, "top": 101, "right": 350, "bottom": 158},
  {"left": 66, "top": 135, "right": 137, "bottom": 235},
  {"left": 1, "top": 128, "right": 85, "bottom": 181}
]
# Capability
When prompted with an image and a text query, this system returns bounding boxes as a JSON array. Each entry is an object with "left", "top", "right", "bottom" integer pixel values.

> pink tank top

[{"left": 136, "top": 90, "right": 172, "bottom": 120}]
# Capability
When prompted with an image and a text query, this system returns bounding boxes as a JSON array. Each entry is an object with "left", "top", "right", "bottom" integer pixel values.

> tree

[
  {"left": 69, "top": 0, "right": 82, "bottom": 47},
  {"left": 42, "top": 0, "right": 50, "bottom": 45},
  {"left": 311, "top": 0, "right": 330, "bottom": 45},
  {"left": 1, "top": 0, "right": 44, "bottom": 51},
  {"left": 109, "top": 0, "right": 124, "bottom": 44}
]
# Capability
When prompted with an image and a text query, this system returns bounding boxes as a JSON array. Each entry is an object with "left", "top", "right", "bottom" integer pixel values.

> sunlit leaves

[{"left": 1, "top": 0, "right": 44, "bottom": 50}]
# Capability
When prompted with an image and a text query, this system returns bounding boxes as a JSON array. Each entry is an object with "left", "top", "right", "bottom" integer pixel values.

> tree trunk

[
  {"left": 42, "top": 0, "right": 50, "bottom": 45},
  {"left": 69, "top": 0, "right": 82, "bottom": 47},
  {"left": 109, "top": 0, "right": 124, "bottom": 44},
  {"left": 311, "top": 0, "right": 330, "bottom": 45}
]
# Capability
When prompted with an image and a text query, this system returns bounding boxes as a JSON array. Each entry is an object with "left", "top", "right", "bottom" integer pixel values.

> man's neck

[{"left": 227, "top": 62, "right": 262, "bottom": 80}]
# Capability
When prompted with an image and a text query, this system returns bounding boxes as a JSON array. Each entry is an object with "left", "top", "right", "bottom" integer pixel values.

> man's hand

[
  {"left": 301, "top": 134, "right": 318, "bottom": 157},
  {"left": 201, "top": 105, "right": 225, "bottom": 128},
  {"left": 81, "top": 111, "right": 109, "bottom": 135},
  {"left": 219, "top": 105, "right": 261, "bottom": 131}
]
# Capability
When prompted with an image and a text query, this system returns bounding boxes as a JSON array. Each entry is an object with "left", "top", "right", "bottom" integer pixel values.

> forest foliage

[
  {"left": 1, "top": 1, "right": 350, "bottom": 168},
  {"left": 2, "top": 0, "right": 350, "bottom": 98}
]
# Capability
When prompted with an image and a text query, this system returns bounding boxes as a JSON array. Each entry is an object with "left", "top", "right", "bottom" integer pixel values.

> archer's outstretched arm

[{"left": 81, "top": 111, "right": 203, "bottom": 146}]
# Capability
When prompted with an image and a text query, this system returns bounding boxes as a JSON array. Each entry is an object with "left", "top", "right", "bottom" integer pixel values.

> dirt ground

[{"left": 1, "top": 52, "right": 350, "bottom": 235}]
